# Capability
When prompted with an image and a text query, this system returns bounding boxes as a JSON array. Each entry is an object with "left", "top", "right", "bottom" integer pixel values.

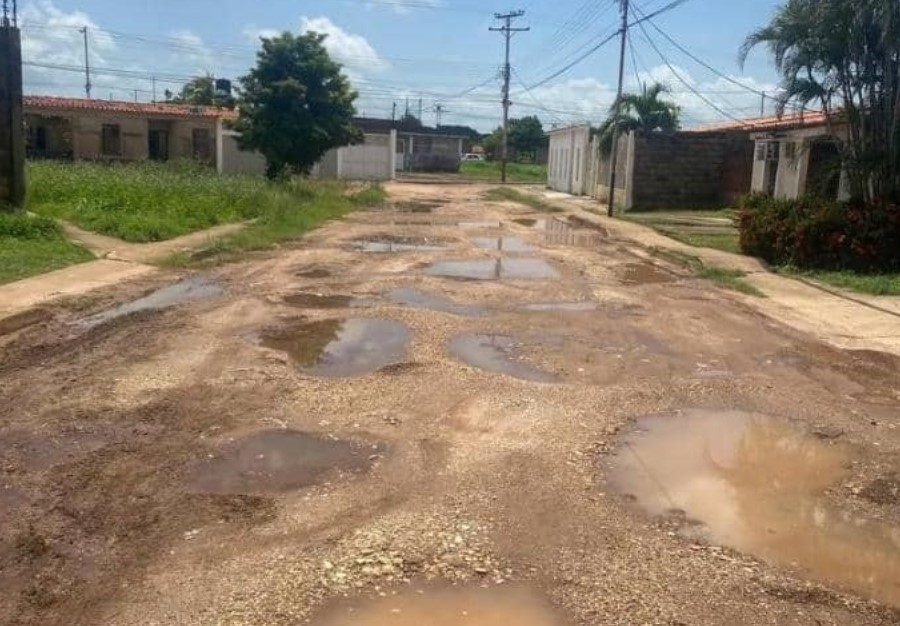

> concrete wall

[
  {"left": 0, "top": 27, "right": 26, "bottom": 210},
  {"left": 217, "top": 129, "right": 266, "bottom": 176},
  {"left": 628, "top": 131, "right": 752, "bottom": 210},
  {"left": 594, "top": 134, "right": 630, "bottom": 207},
  {"left": 547, "top": 125, "right": 591, "bottom": 195},
  {"left": 317, "top": 131, "right": 396, "bottom": 181}
]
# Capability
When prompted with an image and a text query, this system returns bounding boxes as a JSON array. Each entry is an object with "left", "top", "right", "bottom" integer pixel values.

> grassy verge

[
  {"left": 164, "top": 182, "right": 386, "bottom": 267},
  {"left": 777, "top": 267, "right": 900, "bottom": 297},
  {"left": 0, "top": 213, "right": 94, "bottom": 285},
  {"left": 460, "top": 161, "right": 547, "bottom": 183},
  {"left": 484, "top": 187, "right": 563, "bottom": 213},
  {"left": 28, "top": 160, "right": 327, "bottom": 243},
  {"left": 651, "top": 247, "right": 764, "bottom": 297},
  {"left": 623, "top": 210, "right": 741, "bottom": 254}
]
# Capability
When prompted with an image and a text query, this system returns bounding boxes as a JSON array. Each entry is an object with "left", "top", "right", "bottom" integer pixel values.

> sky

[{"left": 18, "top": 0, "right": 788, "bottom": 132}]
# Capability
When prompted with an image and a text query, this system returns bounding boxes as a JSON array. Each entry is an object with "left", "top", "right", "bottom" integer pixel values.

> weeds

[
  {"left": 777, "top": 267, "right": 900, "bottom": 296},
  {"left": 650, "top": 247, "right": 764, "bottom": 297},
  {"left": 0, "top": 213, "right": 94, "bottom": 285},
  {"left": 484, "top": 187, "right": 563, "bottom": 213}
]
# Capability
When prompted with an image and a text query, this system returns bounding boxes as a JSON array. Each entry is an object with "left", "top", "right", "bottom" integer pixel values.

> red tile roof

[
  {"left": 691, "top": 110, "right": 830, "bottom": 134},
  {"left": 24, "top": 95, "right": 238, "bottom": 121}
]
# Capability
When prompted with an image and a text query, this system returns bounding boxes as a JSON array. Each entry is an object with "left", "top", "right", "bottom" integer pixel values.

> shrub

[{"left": 738, "top": 194, "right": 900, "bottom": 272}]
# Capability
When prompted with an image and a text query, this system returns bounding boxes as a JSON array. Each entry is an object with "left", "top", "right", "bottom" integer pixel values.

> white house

[{"left": 547, "top": 124, "right": 591, "bottom": 196}]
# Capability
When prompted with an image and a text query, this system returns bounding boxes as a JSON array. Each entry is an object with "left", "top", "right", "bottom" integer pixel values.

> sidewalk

[{"left": 537, "top": 190, "right": 900, "bottom": 357}]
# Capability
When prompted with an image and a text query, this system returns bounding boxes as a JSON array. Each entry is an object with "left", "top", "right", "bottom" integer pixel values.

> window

[
  {"left": 101, "top": 124, "right": 122, "bottom": 156},
  {"left": 35, "top": 126, "right": 48, "bottom": 152},
  {"left": 755, "top": 140, "right": 780, "bottom": 162},
  {"left": 192, "top": 128, "right": 212, "bottom": 161},
  {"left": 783, "top": 141, "right": 797, "bottom": 161}
]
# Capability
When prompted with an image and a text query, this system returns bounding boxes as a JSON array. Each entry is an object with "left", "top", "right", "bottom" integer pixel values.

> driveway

[{"left": 1, "top": 183, "right": 898, "bottom": 626}]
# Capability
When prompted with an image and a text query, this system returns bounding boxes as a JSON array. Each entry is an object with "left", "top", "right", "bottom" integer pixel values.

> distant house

[
  {"left": 355, "top": 117, "right": 466, "bottom": 172},
  {"left": 547, "top": 125, "right": 591, "bottom": 195},
  {"left": 699, "top": 112, "right": 847, "bottom": 201}
]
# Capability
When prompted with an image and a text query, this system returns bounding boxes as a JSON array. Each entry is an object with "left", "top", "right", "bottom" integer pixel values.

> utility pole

[
  {"left": 490, "top": 10, "right": 529, "bottom": 184},
  {"left": 606, "top": 0, "right": 628, "bottom": 217},
  {"left": 760, "top": 91, "right": 765, "bottom": 117},
  {"left": 418, "top": 97, "right": 423, "bottom": 121},
  {"left": 391, "top": 101, "right": 397, "bottom": 122},
  {"left": 434, "top": 103, "right": 445, "bottom": 128},
  {"left": 152, "top": 76, "right": 157, "bottom": 103},
  {"left": 80, "top": 25, "right": 91, "bottom": 99}
]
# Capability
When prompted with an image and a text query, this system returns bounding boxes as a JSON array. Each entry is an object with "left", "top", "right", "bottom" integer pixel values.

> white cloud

[
  {"left": 242, "top": 26, "right": 281, "bottom": 43},
  {"left": 299, "top": 16, "right": 389, "bottom": 75}
]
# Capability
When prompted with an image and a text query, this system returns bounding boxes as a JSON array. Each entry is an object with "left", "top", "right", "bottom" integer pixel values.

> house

[
  {"left": 355, "top": 118, "right": 467, "bottom": 172},
  {"left": 547, "top": 125, "right": 591, "bottom": 196},
  {"left": 696, "top": 112, "right": 848, "bottom": 200}
]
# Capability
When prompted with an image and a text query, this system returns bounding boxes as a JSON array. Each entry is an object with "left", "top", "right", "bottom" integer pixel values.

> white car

[{"left": 460, "top": 153, "right": 485, "bottom": 162}]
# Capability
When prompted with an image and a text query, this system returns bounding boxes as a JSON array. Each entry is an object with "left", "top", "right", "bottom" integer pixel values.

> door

[{"left": 149, "top": 130, "right": 169, "bottom": 161}]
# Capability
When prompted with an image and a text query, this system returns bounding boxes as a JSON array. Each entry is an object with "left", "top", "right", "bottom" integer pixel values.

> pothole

[
  {"left": 283, "top": 293, "right": 359, "bottom": 309},
  {"left": 523, "top": 302, "right": 598, "bottom": 312},
  {"left": 511, "top": 218, "right": 547, "bottom": 228},
  {"left": 188, "top": 430, "right": 381, "bottom": 494},
  {"left": 396, "top": 201, "right": 442, "bottom": 213},
  {"left": 296, "top": 268, "right": 333, "bottom": 279},
  {"left": 607, "top": 409, "right": 900, "bottom": 607},
  {"left": 78, "top": 277, "right": 223, "bottom": 329},
  {"left": 259, "top": 318, "right": 411, "bottom": 377},
  {"left": 543, "top": 219, "right": 604, "bottom": 247},
  {"left": 471, "top": 236, "right": 534, "bottom": 253},
  {"left": 0, "top": 308, "right": 53, "bottom": 337},
  {"left": 308, "top": 584, "right": 564, "bottom": 626},
  {"left": 619, "top": 263, "right": 675, "bottom": 285},
  {"left": 459, "top": 221, "right": 502, "bottom": 229},
  {"left": 426, "top": 259, "right": 560, "bottom": 281},
  {"left": 353, "top": 236, "right": 447, "bottom": 253},
  {"left": 387, "top": 288, "right": 486, "bottom": 317},
  {"left": 450, "top": 334, "right": 560, "bottom": 383}
]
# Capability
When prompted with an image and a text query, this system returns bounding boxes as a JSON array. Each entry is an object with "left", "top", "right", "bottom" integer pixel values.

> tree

[
  {"left": 234, "top": 32, "right": 361, "bottom": 179},
  {"left": 739, "top": 0, "right": 900, "bottom": 203},
  {"left": 597, "top": 82, "right": 681, "bottom": 153},
  {"left": 508, "top": 116, "right": 547, "bottom": 160},
  {"left": 171, "top": 74, "right": 235, "bottom": 109}
]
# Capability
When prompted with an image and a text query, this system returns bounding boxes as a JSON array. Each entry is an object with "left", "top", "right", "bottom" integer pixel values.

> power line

[{"left": 490, "top": 10, "right": 530, "bottom": 183}]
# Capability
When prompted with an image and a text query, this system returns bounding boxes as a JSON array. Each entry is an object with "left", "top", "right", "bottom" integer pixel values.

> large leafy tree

[
  {"left": 597, "top": 82, "right": 681, "bottom": 153},
  {"left": 508, "top": 116, "right": 547, "bottom": 158},
  {"left": 234, "top": 32, "right": 361, "bottom": 179},
  {"left": 739, "top": 0, "right": 900, "bottom": 203}
]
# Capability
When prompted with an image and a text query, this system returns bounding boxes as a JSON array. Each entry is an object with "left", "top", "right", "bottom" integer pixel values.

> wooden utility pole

[
  {"left": 607, "top": 0, "right": 629, "bottom": 216},
  {"left": 1, "top": 0, "right": 25, "bottom": 211},
  {"left": 80, "top": 26, "right": 92, "bottom": 99},
  {"left": 490, "top": 10, "right": 529, "bottom": 183}
]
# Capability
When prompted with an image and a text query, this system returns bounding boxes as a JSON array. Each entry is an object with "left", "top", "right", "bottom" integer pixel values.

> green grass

[
  {"left": 459, "top": 161, "right": 547, "bottom": 183},
  {"left": 28, "top": 160, "right": 329, "bottom": 243},
  {"left": 650, "top": 247, "right": 764, "bottom": 297},
  {"left": 484, "top": 187, "right": 563, "bottom": 213},
  {"left": 778, "top": 267, "right": 900, "bottom": 296},
  {"left": 164, "top": 182, "right": 386, "bottom": 267},
  {"left": 623, "top": 209, "right": 741, "bottom": 254},
  {"left": 0, "top": 213, "right": 94, "bottom": 284}
]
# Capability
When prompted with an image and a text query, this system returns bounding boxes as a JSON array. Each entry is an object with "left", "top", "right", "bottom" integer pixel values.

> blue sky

[{"left": 20, "top": 0, "right": 787, "bottom": 131}]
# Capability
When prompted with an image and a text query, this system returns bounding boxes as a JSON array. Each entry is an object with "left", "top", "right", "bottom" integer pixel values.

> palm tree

[{"left": 597, "top": 82, "right": 681, "bottom": 153}]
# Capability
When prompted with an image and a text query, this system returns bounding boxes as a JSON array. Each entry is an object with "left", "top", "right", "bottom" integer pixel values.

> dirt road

[{"left": 1, "top": 183, "right": 899, "bottom": 626}]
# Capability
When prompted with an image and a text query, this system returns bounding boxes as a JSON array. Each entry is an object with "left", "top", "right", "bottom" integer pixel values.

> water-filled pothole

[
  {"left": 543, "top": 220, "right": 603, "bottom": 247},
  {"left": 78, "top": 277, "right": 223, "bottom": 328},
  {"left": 459, "top": 220, "right": 502, "bottom": 229},
  {"left": 387, "top": 288, "right": 486, "bottom": 317},
  {"left": 511, "top": 218, "right": 547, "bottom": 229},
  {"left": 308, "top": 584, "right": 564, "bottom": 626},
  {"left": 296, "top": 268, "right": 332, "bottom": 279},
  {"left": 283, "top": 293, "right": 358, "bottom": 309},
  {"left": 353, "top": 236, "right": 447, "bottom": 253},
  {"left": 426, "top": 259, "right": 560, "bottom": 281},
  {"left": 620, "top": 263, "right": 675, "bottom": 285},
  {"left": 396, "top": 200, "right": 442, "bottom": 213},
  {"left": 471, "top": 236, "right": 534, "bottom": 252},
  {"left": 607, "top": 410, "right": 900, "bottom": 606},
  {"left": 260, "top": 318, "right": 411, "bottom": 377},
  {"left": 188, "top": 430, "right": 380, "bottom": 494},
  {"left": 450, "top": 334, "right": 559, "bottom": 383}
]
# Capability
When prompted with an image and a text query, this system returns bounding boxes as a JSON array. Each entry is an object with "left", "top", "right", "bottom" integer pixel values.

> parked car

[{"left": 460, "top": 153, "right": 485, "bottom": 162}]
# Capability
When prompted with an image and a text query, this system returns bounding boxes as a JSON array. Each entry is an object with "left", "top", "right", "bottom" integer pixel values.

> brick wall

[
  {"left": 628, "top": 131, "right": 752, "bottom": 210},
  {"left": 0, "top": 27, "right": 25, "bottom": 210}
]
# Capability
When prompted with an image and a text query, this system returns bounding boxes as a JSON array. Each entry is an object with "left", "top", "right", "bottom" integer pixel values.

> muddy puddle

[
  {"left": 188, "top": 430, "right": 380, "bottom": 494},
  {"left": 296, "top": 268, "right": 333, "bottom": 279},
  {"left": 608, "top": 410, "right": 900, "bottom": 606},
  {"left": 542, "top": 220, "right": 604, "bottom": 247},
  {"left": 620, "top": 262, "right": 675, "bottom": 285},
  {"left": 308, "top": 584, "right": 564, "bottom": 626},
  {"left": 511, "top": 218, "right": 547, "bottom": 228},
  {"left": 78, "top": 277, "right": 223, "bottom": 328},
  {"left": 471, "top": 236, "right": 534, "bottom": 253},
  {"left": 283, "top": 293, "right": 361, "bottom": 309},
  {"left": 523, "top": 302, "right": 598, "bottom": 312},
  {"left": 426, "top": 258, "right": 560, "bottom": 281},
  {"left": 387, "top": 288, "right": 486, "bottom": 317},
  {"left": 395, "top": 200, "right": 442, "bottom": 213},
  {"left": 259, "top": 318, "right": 411, "bottom": 377},
  {"left": 459, "top": 220, "right": 502, "bottom": 229},
  {"left": 451, "top": 334, "right": 559, "bottom": 383},
  {"left": 353, "top": 236, "right": 447, "bottom": 253}
]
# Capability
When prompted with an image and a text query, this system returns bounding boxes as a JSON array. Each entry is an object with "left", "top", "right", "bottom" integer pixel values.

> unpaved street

[{"left": 1, "top": 183, "right": 899, "bottom": 626}]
